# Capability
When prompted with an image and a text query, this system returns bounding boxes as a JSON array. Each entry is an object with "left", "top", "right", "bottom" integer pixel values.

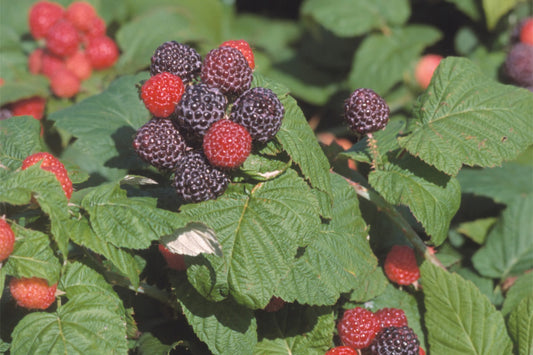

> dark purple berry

[
  {"left": 150, "top": 41, "right": 202, "bottom": 84},
  {"left": 172, "top": 150, "right": 229, "bottom": 203},
  {"left": 344, "top": 88, "right": 390, "bottom": 135},
  {"left": 201, "top": 46, "right": 252, "bottom": 96},
  {"left": 369, "top": 326, "right": 420, "bottom": 355},
  {"left": 229, "top": 87, "right": 284, "bottom": 143},
  {"left": 132, "top": 118, "right": 189, "bottom": 170},
  {"left": 505, "top": 43, "right": 533, "bottom": 87}
]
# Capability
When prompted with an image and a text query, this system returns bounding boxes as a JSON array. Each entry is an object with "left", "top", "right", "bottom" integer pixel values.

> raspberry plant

[{"left": 1, "top": 1, "right": 533, "bottom": 355}]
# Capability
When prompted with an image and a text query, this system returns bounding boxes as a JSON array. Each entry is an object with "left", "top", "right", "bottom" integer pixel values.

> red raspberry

[
  {"left": 65, "top": 50, "right": 92, "bottom": 80},
  {"left": 45, "top": 19, "right": 80, "bottom": 57},
  {"left": 415, "top": 54, "right": 443, "bottom": 89},
  {"left": 325, "top": 346, "right": 358, "bottom": 355},
  {"left": 203, "top": 120, "right": 252, "bottom": 169},
  {"left": 22, "top": 152, "right": 73, "bottom": 200},
  {"left": 49, "top": 68, "right": 81, "bottom": 98},
  {"left": 337, "top": 307, "right": 381, "bottom": 349},
  {"left": 10, "top": 96, "right": 46, "bottom": 120},
  {"left": 84, "top": 16, "right": 106, "bottom": 40},
  {"left": 64, "top": 1, "right": 97, "bottom": 33},
  {"left": 419, "top": 347, "right": 426, "bottom": 355},
  {"left": 28, "top": 1, "right": 65, "bottom": 40},
  {"left": 263, "top": 296, "right": 285, "bottom": 312},
  {"left": 85, "top": 35, "right": 119, "bottom": 70},
  {"left": 140, "top": 72, "right": 185, "bottom": 118},
  {"left": 384, "top": 245, "right": 420, "bottom": 286},
  {"left": 0, "top": 218, "right": 15, "bottom": 262},
  {"left": 41, "top": 49, "right": 66, "bottom": 78},
  {"left": 375, "top": 308, "right": 409, "bottom": 329},
  {"left": 28, "top": 48, "right": 44, "bottom": 74},
  {"left": 158, "top": 244, "right": 187, "bottom": 271},
  {"left": 220, "top": 39, "right": 255, "bottom": 70},
  {"left": 201, "top": 46, "right": 252, "bottom": 95},
  {"left": 9, "top": 277, "right": 57, "bottom": 310},
  {"left": 520, "top": 18, "right": 533, "bottom": 45}
]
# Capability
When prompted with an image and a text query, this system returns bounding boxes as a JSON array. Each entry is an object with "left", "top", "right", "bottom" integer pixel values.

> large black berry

[
  {"left": 201, "top": 46, "right": 252, "bottom": 96},
  {"left": 505, "top": 43, "right": 533, "bottom": 87},
  {"left": 369, "top": 326, "right": 420, "bottom": 355},
  {"left": 150, "top": 41, "right": 202, "bottom": 84},
  {"left": 132, "top": 118, "right": 189, "bottom": 170},
  {"left": 344, "top": 88, "right": 390, "bottom": 135},
  {"left": 229, "top": 87, "right": 284, "bottom": 143},
  {"left": 172, "top": 150, "right": 229, "bottom": 203},
  {"left": 173, "top": 83, "right": 228, "bottom": 141}
]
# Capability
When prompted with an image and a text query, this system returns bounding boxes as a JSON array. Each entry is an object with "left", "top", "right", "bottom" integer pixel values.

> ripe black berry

[
  {"left": 369, "top": 326, "right": 420, "bottom": 355},
  {"left": 229, "top": 87, "right": 284, "bottom": 143},
  {"left": 150, "top": 41, "right": 202, "bottom": 84},
  {"left": 505, "top": 43, "right": 533, "bottom": 87},
  {"left": 132, "top": 118, "right": 189, "bottom": 170},
  {"left": 344, "top": 88, "right": 390, "bottom": 135},
  {"left": 172, "top": 150, "right": 229, "bottom": 203},
  {"left": 201, "top": 46, "right": 252, "bottom": 96},
  {"left": 173, "top": 83, "right": 228, "bottom": 141}
]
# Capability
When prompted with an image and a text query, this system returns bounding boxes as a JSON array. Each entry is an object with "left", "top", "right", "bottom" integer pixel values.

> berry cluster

[
  {"left": 332, "top": 306, "right": 423, "bottom": 354},
  {"left": 134, "top": 39, "right": 285, "bottom": 204},
  {"left": 506, "top": 17, "right": 533, "bottom": 91},
  {"left": 27, "top": 0, "right": 119, "bottom": 98}
]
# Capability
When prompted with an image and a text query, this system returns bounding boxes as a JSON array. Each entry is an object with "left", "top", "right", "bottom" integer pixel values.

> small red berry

[
  {"left": 325, "top": 346, "right": 358, "bottom": 355},
  {"left": 85, "top": 35, "right": 119, "bottom": 70},
  {"left": 337, "top": 307, "right": 381, "bottom": 349},
  {"left": 140, "top": 72, "right": 185, "bottom": 118},
  {"left": 220, "top": 39, "right": 255, "bottom": 70},
  {"left": 264, "top": 296, "right": 285, "bottom": 312},
  {"left": 9, "top": 277, "right": 57, "bottom": 310},
  {"left": 28, "top": 1, "right": 65, "bottom": 40},
  {"left": 41, "top": 49, "right": 66, "bottom": 78},
  {"left": 10, "top": 96, "right": 46, "bottom": 120},
  {"left": 384, "top": 245, "right": 420, "bottom": 286},
  {"left": 375, "top": 307, "right": 409, "bottom": 329},
  {"left": 203, "top": 119, "right": 252, "bottom": 169},
  {"left": 22, "top": 152, "right": 73, "bottom": 200},
  {"left": 45, "top": 19, "right": 81, "bottom": 57},
  {"left": 65, "top": 1, "right": 97, "bottom": 33},
  {"left": 158, "top": 244, "right": 187, "bottom": 271},
  {"left": 65, "top": 50, "right": 92, "bottom": 80},
  {"left": 520, "top": 18, "right": 533, "bottom": 45},
  {"left": 28, "top": 48, "right": 44, "bottom": 74},
  {"left": 0, "top": 218, "right": 15, "bottom": 262},
  {"left": 415, "top": 54, "right": 443, "bottom": 89},
  {"left": 49, "top": 68, "right": 81, "bottom": 98},
  {"left": 419, "top": 347, "right": 426, "bottom": 355},
  {"left": 84, "top": 16, "right": 107, "bottom": 40}
]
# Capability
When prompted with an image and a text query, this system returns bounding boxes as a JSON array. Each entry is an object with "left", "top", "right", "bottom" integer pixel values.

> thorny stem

[{"left": 338, "top": 173, "right": 446, "bottom": 270}]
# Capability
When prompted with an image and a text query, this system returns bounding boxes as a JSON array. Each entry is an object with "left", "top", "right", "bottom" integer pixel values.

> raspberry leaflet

[
  {"left": 22, "top": 152, "right": 73, "bottom": 200},
  {"left": 141, "top": 72, "right": 185, "bottom": 118},
  {"left": 0, "top": 218, "right": 15, "bottom": 263},
  {"left": 203, "top": 119, "right": 252, "bottom": 169},
  {"left": 9, "top": 277, "right": 57, "bottom": 310},
  {"left": 384, "top": 245, "right": 420, "bottom": 286},
  {"left": 337, "top": 307, "right": 381, "bottom": 349}
]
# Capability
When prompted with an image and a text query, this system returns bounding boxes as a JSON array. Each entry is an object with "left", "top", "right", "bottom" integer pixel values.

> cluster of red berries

[
  {"left": 506, "top": 17, "right": 533, "bottom": 91},
  {"left": 27, "top": 0, "right": 119, "bottom": 99},
  {"left": 327, "top": 306, "right": 424, "bottom": 355},
  {"left": 134, "top": 39, "right": 285, "bottom": 204}
]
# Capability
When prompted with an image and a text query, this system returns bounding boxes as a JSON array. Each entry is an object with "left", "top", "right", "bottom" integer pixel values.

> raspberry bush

[{"left": 1, "top": 1, "right": 532, "bottom": 355}]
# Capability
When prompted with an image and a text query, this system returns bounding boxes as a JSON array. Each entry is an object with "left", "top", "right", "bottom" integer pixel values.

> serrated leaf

[
  {"left": 0, "top": 116, "right": 42, "bottom": 173},
  {"left": 472, "top": 195, "right": 533, "bottom": 279},
  {"left": 369, "top": 156, "right": 461, "bottom": 245},
  {"left": 136, "top": 333, "right": 177, "bottom": 355},
  {"left": 398, "top": 57, "right": 533, "bottom": 176},
  {"left": 456, "top": 217, "right": 497, "bottom": 244},
  {"left": 254, "top": 305, "right": 334, "bottom": 355},
  {"left": 482, "top": 0, "right": 520, "bottom": 30},
  {"left": 348, "top": 25, "right": 442, "bottom": 95},
  {"left": 171, "top": 273, "right": 257, "bottom": 355},
  {"left": 10, "top": 294, "right": 128, "bottom": 355},
  {"left": 445, "top": 0, "right": 483, "bottom": 21},
  {"left": 182, "top": 169, "right": 321, "bottom": 309},
  {"left": 421, "top": 262, "right": 513, "bottom": 354},
  {"left": 502, "top": 272, "right": 533, "bottom": 316},
  {"left": 2, "top": 225, "right": 61, "bottom": 284},
  {"left": 0, "top": 76, "right": 49, "bottom": 106},
  {"left": 276, "top": 173, "right": 382, "bottom": 305},
  {"left": 48, "top": 73, "right": 151, "bottom": 182},
  {"left": 162, "top": 222, "right": 222, "bottom": 257},
  {"left": 301, "top": 0, "right": 410, "bottom": 37},
  {"left": 507, "top": 295, "right": 533, "bottom": 355},
  {"left": 456, "top": 267, "right": 504, "bottom": 306},
  {"left": 81, "top": 182, "right": 190, "bottom": 249}
]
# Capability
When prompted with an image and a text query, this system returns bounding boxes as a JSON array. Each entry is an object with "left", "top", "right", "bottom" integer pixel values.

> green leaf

[
  {"left": 3, "top": 225, "right": 61, "bottom": 284},
  {"left": 369, "top": 156, "right": 461, "bottom": 245},
  {"left": 482, "top": 0, "right": 520, "bottom": 30},
  {"left": 0, "top": 76, "right": 50, "bottom": 106},
  {"left": 398, "top": 57, "right": 533, "bottom": 176},
  {"left": 502, "top": 272, "right": 533, "bottom": 316},
  {"left": 472, "top": 195, "right": 533, "bottom": 279},
  {"left": 458, "top": 163, "right": 533, "bottom": 205},
  {"left": 172, "top": 273, "right": 257, "bottom": 355},
  {"left": 254, "top": 305, "right": 334, "bottom": 355},
  {"left": 421, "top": 262, "right": 513, "bottom": 354},
  {"left": 301, "top": 0, "right": 410, "bottom": 37},
  {"left": 445, "top": 0, "right": 483, "bottom": 21},
  {"left": 348, "top": 25, "right": 442, "bottom": 95},
  {"left": 456, "top": 217, "right": 497, "bottom": 244},
  {"left": 48, "top": 73, "right": 151, "bottom": 182},
  {"left": 0, "top": 116, "right": 43, "bottom": 174},
  {"left": 507, "top": 295, "right": 533, "bottom": 355},
  {"left": 135, "top": 333, "right": 177, "bottom": 355},
  {"left": 10, "top": 294, "right": 128, "bottom": 355},
  {"left": 161, "top": 222, "right": 222, "bottom": 257},
  {"left": 182, "top": 169, "right": 321, "bottom": 309},
  {"left": 276, "top": 173, "right": 383, "bottom": 305}
]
